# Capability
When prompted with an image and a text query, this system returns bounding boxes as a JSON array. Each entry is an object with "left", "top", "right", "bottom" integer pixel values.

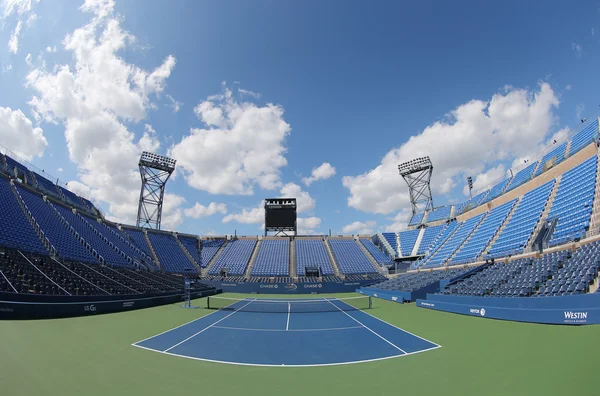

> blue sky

[{"left": 0, "top": 0, "right": 599, "bottom": 236}]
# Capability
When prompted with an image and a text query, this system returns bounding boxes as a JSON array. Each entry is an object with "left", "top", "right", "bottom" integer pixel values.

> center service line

[{"left": 286, "top": 302, "right": 291, "bottom": 331}]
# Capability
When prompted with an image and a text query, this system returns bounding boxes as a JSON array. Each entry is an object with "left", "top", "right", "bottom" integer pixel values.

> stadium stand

[
  {"left": 409, "top": 212, "right": 424, "bottom": 226},
  {"left": 423, "top": 214, "right": 485, "bottom": 267},
  {"left": 178, "top": 235, "right": 202, "bottom": 266},
  {"left": 412, "top": 221, "right": 459, "bottom": 269},
  {"left": 487, "top": 180, "right": 555, "bottom": 258},
  {"left": 147, "top": 232, "right": 197, "bottom": 273},
  {"left": 456, "top": 189, "right": 489, "bottom": 215},
  {"left": 31, "top": 172, "right": 61, "bottom": 199},
  {"left": 451, "top": 199, "right": 517, "bottom": 264},
  {"left": 295, "top": 239, "right": 335, "bottom": 276},
  {"left": 328, "top": 239, "right": 377, "bottom": 274},
  {"left": 381, "top": 232, "right": 398, "bottom": 255},
  {"left": 200, "top": 239, "right": 225, "bottom": 268},
  {"left": 425, "top": 206, "right": 451, "bottom": 223},
  {"left": 360, "top": 238, "right": 392, "bottom": 266},
  {"left": 4, "top": 154, "right": 29, "bottom": 177},
  {"left": 251, "top": 239, "right": 290, "bottom": 276},
  {"left": 209, "top": 238, "right": 256, "bottom": 276},
  {"left": 505, "top": 161, "right": 538, "bottom": 192},
  {"left": 481, "top": 178, "right": 511, "bottom": 204},
  {"left": 533, "top": 142, "right": 567, "bottom": 177},
  {"left": 416, "top": 224, "right": 446, "bottom": 255},
  {"left": 372, "top": 267, "right": 471, "bottom": 292},
  {"left": 122, "top": 228, "right": 153, "bottom": 257},
  {"left": 547, "top": 156, "right": 597, "bottom": 246},
  {"left": 399, "top": 230, "right": 419, "bottom": 256},
  {"left": 569, "top": 118, "right": 599, "bottom": 157}
]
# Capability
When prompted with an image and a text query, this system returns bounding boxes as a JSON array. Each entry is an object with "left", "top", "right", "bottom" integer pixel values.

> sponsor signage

[
  {"left": 563, "top": 311, "right": 588, "bottom": 323},
  {"left": 303, "top": 284, "right": 323, "bottom": 289},
  {"left": 259, "top": 284, "right": 279, "bottom": 289},
  {"left": 469, "top": 308, "right": 486, "bottom": 316},
  {"left": 420, "top": 302, "right": 435, "bottom": 307},
  {"left": 123, "top": 301, "right": 134, "bottom": 308}
]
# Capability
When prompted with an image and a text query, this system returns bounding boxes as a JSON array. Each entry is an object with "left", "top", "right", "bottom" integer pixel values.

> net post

[
  {"left": 368, "top": 296, "right": 372, "bottom": 309},
  {"left": 207, "top": 296, "right": 210, "bottom": 309}
]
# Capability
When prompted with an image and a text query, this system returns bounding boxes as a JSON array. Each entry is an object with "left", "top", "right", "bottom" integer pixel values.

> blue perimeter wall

[
  {"left": 416, "top": 293, "right": 600, "bottom": 325},
  {"left": 202, "top": 279, "right": 378, "bottom": 294},
  {"left": 358, "top": 281, "right": 441, "bottom": 303}
]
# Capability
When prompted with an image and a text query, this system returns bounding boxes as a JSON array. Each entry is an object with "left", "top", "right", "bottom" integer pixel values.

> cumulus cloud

[
  {"left": 222, "top": 201, "right": 264, "bottom": 224},
  {"left": 384, "top": 209, "right": 411, "bottom": 232},
  {"left": 297, "top": 217, "right": 321, "bottom": 234},
  {"left": 184, "top": 202, "right": 227, "bottom": 219},
  {"left": 26, "top": 0, "right": 181, "bottom": 225},
  {"left": 302, "top": 162, "right": 336, "bottom": 186},
  {"left": 0, "top": 106, "right": 47, "bottom": 161},
  {"left": 279, "top": 182, "right": 315, "bottom": 213},
  {"left": 463, "top": 164, "right": 506, "bottom": 196},
  {"left": 342, "top": 220, "right": 376, "bottom": 234},
  {"left": 3, "top": 0, "right": 39, "bottom": 54},
  {"left": 8, "top": 20, "right": 22, "bottom": 53},
  {"left": 169, "top": 85, "right": 291, "bottom": 195},
  {"left": 342, "top": 83, "right": 560, "bottom": 215}
]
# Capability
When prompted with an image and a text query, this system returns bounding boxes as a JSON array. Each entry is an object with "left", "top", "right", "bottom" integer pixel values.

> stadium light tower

[
  {"left": 136, "top": 151, "right": 176, "bottom": 230},
  {"left": 398, "top": 156, "right": 434, "bottom": 216}
]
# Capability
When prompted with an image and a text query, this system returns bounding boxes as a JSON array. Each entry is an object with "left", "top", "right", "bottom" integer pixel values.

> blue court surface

[{"left": 132, "top": 297, "right": 441, "bottom": 367}]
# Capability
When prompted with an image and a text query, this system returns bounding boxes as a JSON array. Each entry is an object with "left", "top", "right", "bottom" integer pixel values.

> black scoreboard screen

[{"left": 264, "top": 198, "right": 297, "bottom": 234}]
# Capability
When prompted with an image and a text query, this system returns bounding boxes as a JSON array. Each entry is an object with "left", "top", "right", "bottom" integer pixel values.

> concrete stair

[
  {"left": 376, "top": 232, "right": 397, "bottom": 258},
  {"left": 143, "top": 231, "right": 162, "bottom": 270},
  {"left": 244, "top": 238, "right": 262, "bottom": 279},
  {"left": 289, "top": 238, "right": 297, "bottom": 278},
  {"left": 480, "top": 196, "right": 523, "bottom": 258},
  {"left": 411, "top": 227, "right": 425, "bottom": 256},
  {"left": 528, "top": 175, "right": 562, "bottom": 249},
  {"left": 324, "top": 238, "right": 343, "bottom": 277},
  {"left": 563, "top": 138, "right": 573, "bottom": 159}
]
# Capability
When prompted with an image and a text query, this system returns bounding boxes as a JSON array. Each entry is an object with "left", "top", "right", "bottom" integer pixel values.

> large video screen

[{"left": 266, "top": 208, "right": 296, "bottom": 228}]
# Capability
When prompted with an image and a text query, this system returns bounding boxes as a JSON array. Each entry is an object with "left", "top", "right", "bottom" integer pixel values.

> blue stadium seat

[
  {"left": 251, "top": 239, "right": 290, "bottom": 276},
  {"left": 329, "top": 239, "right": 376, "bottom": 274},
  {"left": 210, "top": 239, "right": 256, "bottom": 275},
  {"left": 296, "top": 239, "right": 335, "bottom": 275}
]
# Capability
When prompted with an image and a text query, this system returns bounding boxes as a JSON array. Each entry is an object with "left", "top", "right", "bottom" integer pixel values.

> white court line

[
  {"left": 162, "top": 299, "right": 255, "bottom": 353},
  {"left": 212, "top": 325, "right": 364, "bottom": 332},
  {"left": 286, "top": 302, "right": 291, "bottom": 331},
  {"left": 132, "top": 343, "right": 441, "bottom": 368},
  {"left": 325, "top": 298, "right": 407, "bottom": 354}
]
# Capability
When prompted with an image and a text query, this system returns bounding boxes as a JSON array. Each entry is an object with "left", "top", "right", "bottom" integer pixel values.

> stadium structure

[{"left": 1, "top": 118, "right": 599, "bottom": 394}]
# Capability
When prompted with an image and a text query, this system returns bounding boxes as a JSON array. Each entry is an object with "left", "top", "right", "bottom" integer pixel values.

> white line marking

[
  {"left": 163, "top": 299, "right": 255, "bottom": 353},
  {"left": 131, "top": 343, "right": 441, "bottom": 367},
  {"left": 286, "top": 302, "right": 291, "bottom": 331},
  {"left": 353, "top": 302, "right": 442, "bottom": 348},
  {"left": 325, "top": 298, "right": 407, "bottom": 354},
  {"left": 212, "top": 325, "right": 364, "bottom": 332}
]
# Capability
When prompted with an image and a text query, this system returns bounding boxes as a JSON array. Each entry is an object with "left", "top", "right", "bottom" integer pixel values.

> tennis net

[{"left": 206, "top": 295, "right": 372, "bottom": 313}]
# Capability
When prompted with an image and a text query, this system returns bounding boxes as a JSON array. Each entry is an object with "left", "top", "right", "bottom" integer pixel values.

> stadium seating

[
  {"left": 251, "top": 239, "right": 289, "bottom": 276},
  {"left": 123, "top": 228, "right": 153, "bottom": 257},
  {"left": 209, "top": 239, "right": 256, "bottom": 276},
  {"left": 178, "top": 235, "right": 202, "bottom": 265},
  {"left": 399, "top": 229, "right": 419, "bottom": 256},
  {"left": 505, "top": 161, "right": 538, "bottom": 192},
  {"left": 360, "top": 238, "right": 392, "bottom": 266},
  {"left": 569, "top": 118, "right": 599, "bottom": 157},
  {"left": 381, "top": 232, "right": 398, "bottom": 255},
  {"left": 451, "top": 199, "right": 516, "bottom": 264},
  {"left": 58, "top": 186, "right": 86, "bottom": 211},
  {"left": 533, "top": 142, "right": 567, "bottom": 177},
  {"left": 416, "top": 224, "right": 446, "bottom": 255},
  {"left": 0, "top": 179, "right": 48, "bottom": 254},
  {"left": 456, "top": 189, "right": 489, "bottom": 215},
  {"left": 481, "top": 178, "right": 511, "bottom": 204},
  {"left": 409, "top": 212, "right": 424, "bottom": 226},
  {"left": 4, "top": 155, "right": 29, "bottom": 177},
  {"left": 373, "top": 267, "right": 471, "bottom": 292},
  {"left": 328, "top": 239, "right": 377, "bottom": 274},
  {"left": 547, "top": 156, "right": 597, "bottom": 246},
  {"left": 200, "top": 239, "right": 225, "bottom": 268},
  {"left": 295, "top": 239, "right": 335, "bottom": 275},
  {"left": 31, "top": 172, "right": 61, "bottom": 199},
  {"left": 16, "top": 185, "right": 97, "bottom": 263},
  {"left": 423, "top": 214, "right": 485, "bottom": 267},
  {"left": 426, "top": 206, "right": 451, "bottom": 223},
  {"left": 487, "top": 180, "right": 555, "bottom": 258},
  {"left": 147, "top": 232, "right": 197, "bottom": 273},
  {"left": 100, "top": 222, "right": 155, "bottom": 269},
  {"left": 412, "top": 221, "right": 459, "bottom": 269}
]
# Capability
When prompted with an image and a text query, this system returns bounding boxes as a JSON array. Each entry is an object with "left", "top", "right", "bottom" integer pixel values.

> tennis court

[{"left": 132, "top": 296, "right": 441, "bottom": 366}]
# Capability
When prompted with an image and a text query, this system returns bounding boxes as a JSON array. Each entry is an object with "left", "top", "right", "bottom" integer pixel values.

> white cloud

[
  {"left": 2, "top": 0, "right": 35, "bottom": 18},
  {"left": 384, "top": 209, "right": 411, "bottom": 232},
  {"left": 297, "top": 217, "right": 321, "bottom": 234},
  {"left": 166, "top": 94, "right": 182, "bottom": 113},
  {"left": 342, "top": 83, "right": 559, "bottom": 215},
  {"left": 184, "top": 202, "right": 227, "bottom": 219},
  {"left": 25, "top": 12, "right": 36, "bottom": 27},
  {"left": 45, "top": 45, "right": 56, "bottom": 53},
  {"left": 565, "top": 84, "right": 572, "bottom": 91},
  {"left": 1, "top": 63, "right": 11, "bottom": 73},
  {"left": 169, "top": 85, "right": 291, "bottom": 195},
  {"left": 280, "top": 182, "right": 315, "bottom": 213},
  {"left": 342, "top": 220, "right": 376, "bottom": 234},
  {"left": 222, "top": 201, "right": 264, "bottom": 224},
  {"left": 238, "top": 88, "right": 261, "bottom": 99},
  {"left": 25, "top": 52, "right": 31, "bottom": 66},
  {"left": 0, "top": 106, "right": 47, "bottom": 161},
  {"left": 572, "top": 42, "right": 582, "bottom": 58},
  {"left": 463, "top": 164, "right": 506, "bottom": 196},
  {"left": 26, "top": 0, "right": 181, "bottom": 225},
  {"left": 302, "top": 162, "right": 336, "bottom": 186},
  {"left": 8, "top": 20, "right": 22, "bottom": 53},
  {"left": 57, "top": 167, "right": 63, "bottom": 172}
]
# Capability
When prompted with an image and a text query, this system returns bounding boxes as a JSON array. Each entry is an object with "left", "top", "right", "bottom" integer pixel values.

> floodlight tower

[
  {"left": 136, "top": 151, "right": 176, "bottom": 230},
  {"left": 398, "top": 156, "right": 434, "bottom": 216}
]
